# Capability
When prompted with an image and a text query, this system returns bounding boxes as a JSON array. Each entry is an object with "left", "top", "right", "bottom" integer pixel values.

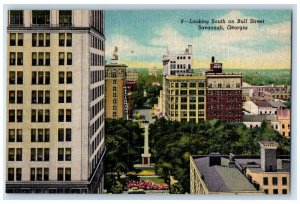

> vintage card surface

[{"left": 5, "top": 8, "right": 291, "bottom": 196}]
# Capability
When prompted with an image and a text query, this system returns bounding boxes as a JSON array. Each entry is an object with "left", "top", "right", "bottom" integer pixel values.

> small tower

[
  {"left": 111, "top": 46, "right": 119, "bottom": 64},
  {"left": 259, "top": 141, "right": 279, "bottom": 172}
]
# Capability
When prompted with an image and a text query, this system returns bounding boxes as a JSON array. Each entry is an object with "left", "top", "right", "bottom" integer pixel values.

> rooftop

[
  {"left": 253, "top": 100, "right": 273, "bottom": 108},
  {"left": 267, "top": 100, "right": 286, "bottom": 108},
  {"left": 243, "top": 114, "right": 278, "bottom": 122},
  {"left": 192, "top": 156, "right": 258, "bottom": 193}
]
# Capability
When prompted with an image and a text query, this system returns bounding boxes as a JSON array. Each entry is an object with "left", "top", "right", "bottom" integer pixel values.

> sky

[{"left": 105, "top": 10, "right": 291, "bottom": 69}]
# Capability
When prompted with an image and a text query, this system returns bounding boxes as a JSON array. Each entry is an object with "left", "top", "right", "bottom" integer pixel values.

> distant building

[
  {"left": 164, "top": 75, "right": 206, "bottom": 123},
  {"left": 277, "top": 109, "right": 291, "bottom": 138},
  {"left": 126, "top": 69, "right": 139, "bottom": 81},
  {"left": 190, "top": 153, "right": 262, "bottom": 194},
  {"left": 162, "top": 45, "right": 193, "bottom": 76},
  {"left": 244, "top": 100, "right": 278, "bottom": 115},
  {"left": 205, "top": 57, "right": 243, "bottom": 122},
  {"left": 243, "top": 115, "right": 280, "bottom": 131},
  {"left": 252, "top": 85, "right": 290, "bottom": 101},
  {"left": 190, "top": 141, "right": 290, "bottom": 195},
  {"left": 149, "top": 66, "right": 158, "bottom": 77},
  {"left": 242, "top": 82, "right": 253, "bottom": 102},
  {"left": 125, "top": 80, "right": 137, "bottom": 118},
  {"left": 235, "top": 141, "right": 290, "bottom": 194},
  {"left": 105, "top": 49, "right": 128, "bottom": 119}
]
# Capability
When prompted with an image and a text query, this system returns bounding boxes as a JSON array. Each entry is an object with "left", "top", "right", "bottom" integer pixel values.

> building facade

[
  {"left": 164, "top": 76, "right": 206, "bottom": 123},
  {"left": 126, "top": 68, "right": 139, "bottom": 81},
  {"left": 205, "top": 57, "right": 243, "bottom": 122},
  {"left": 252, "top": 85, "right": 291, "bottom": 101},
  {"left": 277, "top": 108, "right": 291, "bottom": 138},
  {"left": 105, "top": 51, "right": 128, "bottom": 119},
  {"left": 6, "top": 10, "right": 105, "bottom": 193}
]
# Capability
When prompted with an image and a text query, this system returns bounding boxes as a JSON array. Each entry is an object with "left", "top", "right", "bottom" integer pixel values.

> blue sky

[{"left": 105, "top": 10, "right": 291, "bottom": 69}]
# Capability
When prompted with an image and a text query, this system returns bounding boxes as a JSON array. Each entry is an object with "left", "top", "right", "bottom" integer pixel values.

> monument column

[{"left": 141, "top": 124, "right": 151, "bottom": 166}]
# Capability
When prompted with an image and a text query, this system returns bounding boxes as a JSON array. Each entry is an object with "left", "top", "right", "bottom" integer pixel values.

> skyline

[{"left": 105, "top": 10, "right": 291, "bottom": 69}]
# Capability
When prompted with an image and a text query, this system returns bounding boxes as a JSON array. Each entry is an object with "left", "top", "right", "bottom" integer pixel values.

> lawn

[{"left": 139, "top": 176, "right": 165, "bottom": 184}]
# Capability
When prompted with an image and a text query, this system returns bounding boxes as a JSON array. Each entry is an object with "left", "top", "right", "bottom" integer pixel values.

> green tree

[{"left": 170, "top": 183, "right": 185, "bottom": 194}]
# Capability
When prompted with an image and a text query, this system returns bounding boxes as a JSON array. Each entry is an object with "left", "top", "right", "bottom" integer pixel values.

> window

[
  {"left": 31, "top": 109, "right": 50, "bottom": 122},
  {"left": 16, "top": 148, "right": 22, "bottom": 161},
  {"left": 65, "top": 148, "right": 71, "bottom": 161},
  {"left": 9, "top": 10, "right": 23, "bottom": 25},
  {"left": 17, "top": 52, "right": 23, "bottom": 65},
  {"left": 67, "top": 53, "right": 72, "bottom": 65},
  {"left": 282, "top": 189, "right": 287, "bottom": 194},
  {"left": 37, "top": 168, "right": 43, "bottom": 181},
  {"left": 9, "top": 52, "right": 16, "bottom": 65},
  {"left": 66, "top": 109, "right": 72, "bottom": 122},
  {"left": 10, "top": 33, "right": 16, "bottom": 46},
  {"left": 32, "top": 10, "right": 50, "bottom": 25},
  {"left": 263, "top": 177, "right": 268, "bottom": 185},
  {"left": 58, "top": 148, "right": 64, "bottom": 161},
  {"left": 59, "top": 52, "right": 64, "bottom": 65},
  {"left": 16, "top": 168, "right": 22, "bottom": 181},
  {"left": 8, "top": 168, "right": 14, "bottom": 181},
  {"left": 8, "top": 109, "right": 22, "bottom": 122},
  {"left": 57, "top": 168, "right": 64, "bottom": 181},
  {"left": 17, "top": 72, "right": 23, "bottom": 84},
  {"left": 9, "top": 90, "right": 23, "bottom": 104},
  {"left": 44, "top": 168, "right": 49, "bottom": 181},
  {"left": 59, "top": 10, "right": 72, "bottom": 26},
  {"left": 58, "top": 91, "right": 64, "bottom": 103},
  {"left": 272, "top": 177, "right": 278, "bottom": 185},
  {"left": 9, "top": 129, "right": 22, "bottom": 142},
  {"left": 32, "top": 90, "right": 50, "bottom": 104},
  {"left": 66, "top": 72, "right": 72, "bottom": 84},
  {"left": 273, "top": 189, "right": 278, "bottom": 194},
  {"left": 8, "top": 148, "right": 14, "bottom": 161},
  {"left": 66, "top": 129, "right": 72, "bottom": 141},
  {"left": 65, "top": 168, "right": 71, "bottom": 181},
  {"left": 58, "top": 109, "right": 64, "bottom": 122},
  {"left": 264, "top": 189, "right": 268, "bottom": 194},
  {"left": 282, "top": 177, "right": 287, "bottom": 185},
  {"left": 66, "top": 91, "right": 72, "bottom": 103},
  {"left": 58, "top": 128, "right": 64, "bottom": 141},
  {"left": 31, "top": 129, "right": 50, "bottom": 142},
  {"left": 66, "top": 33, "right": 72, "bottom": 46},
  {"left": 59, "top": 72, "right": 64, "bottom": 84},
  {"left": 45, "top": 52, "right": 50, "bottom": 65}
]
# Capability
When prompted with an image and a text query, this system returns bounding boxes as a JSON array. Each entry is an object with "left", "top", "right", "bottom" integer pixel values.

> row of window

[
  {"left": 10, "top": 148, "right": 71, "bottom": 162},
  {"left": 90, "top": 35, "right": 104, "bottom": 51},
  {"left": 207, "top": 104, "right": 242, "bottom": 109},
  {"left": 9, "top": 10, "right": 73, "bottom": 26},
  {"left": 10, "top": 52, "right": 72, "bottom": 66},
  {"left": 91, "top": 85, "right": 104, "bottom": 101},
  {"left": 9, "top": 33, "right": 23, "bottom": 46},
  {"left": 90, "top": 99, "right": 104, "bottom": 120},
  {"left": 263, "top": 176, "right": 287, "bottom": 186},
  {"left": 265, "top": 188, "right": 287, "bottom": 194},
  {"left": 207, "top": 90, "right": 242, "bottom": 95},
  {"left": 7, "top": 167, "right": 72, "bottom": 182},
  {"left": 8, "top": 128, "right": 72, "bottom": 143},
  {"left": 169, "top": 82, "right": 205, "bottom": 88},
  {"left": 90, "top": 114, "right": 104, "bottom": 137},
  {"left": 170, "top": 104, "right": 205, "bottom": 110},
  {"left": 32, "top": 33, "right": 50, "bottom": 47},
  {"left": 91, "top": 70, "right": 104, "bottom": 84},
  {"left": 9, "top": 109, "right": 73, "bottom": 123},
  {"left": 90, "top": 53, "right": 104, "bottom": 66},
  {"left": 208, "top": 83, "right": 241, "bottom": 88}
]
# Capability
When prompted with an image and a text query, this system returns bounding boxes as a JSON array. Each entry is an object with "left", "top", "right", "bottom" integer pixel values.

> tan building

[
  {"left": 235, "top": 141, "right": 290, "bottom": 194},
  {"left": 164, "top": 75, "right": 206, "bottom": 123},
  {"left": 105, "top": 62, "right": 127, "bottom": 119},
  {"left": 190, "top": 153, "right": 262, "bottom": 194},
  {"left": 126, "top": 68, "right": 139, "bottom": 81},
  {"left": 6, "top": 10, "right": 105, "bottom": 193},
  {"left": 149, "top": 66, "right": 158, "bottom": 77}
]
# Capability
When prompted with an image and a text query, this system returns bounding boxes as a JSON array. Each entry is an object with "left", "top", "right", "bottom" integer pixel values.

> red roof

[{"left": 253, "top": 100, "right": 273, "bottom": 108}]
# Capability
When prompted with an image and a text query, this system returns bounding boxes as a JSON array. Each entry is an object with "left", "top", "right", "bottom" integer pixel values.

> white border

[{"left": 1, "top": 0, "right": 299, "bottom": 203}]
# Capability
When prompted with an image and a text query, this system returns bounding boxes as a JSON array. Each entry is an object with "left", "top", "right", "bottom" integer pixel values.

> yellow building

[
  {"left": 190, "top": 153, "right": 262, "bottom": 194},
  {"left": 105, "top": 63, "right": 127, "bottom": 119},
  {"left": 164, "top": 75, "right": 206, "bottom": 123}
]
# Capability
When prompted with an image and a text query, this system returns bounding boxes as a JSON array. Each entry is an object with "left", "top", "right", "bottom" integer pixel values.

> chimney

[
  {"left": 211, "top": 56, "right": 215, "bottom": 63},
  {"left": 259, "top": 141, "right": 279, "bottom": 172},
  {"left": 209, "top": 152, "right": 221, "bottom": 166}
]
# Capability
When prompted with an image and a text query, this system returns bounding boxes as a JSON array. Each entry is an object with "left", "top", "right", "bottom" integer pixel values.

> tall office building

[
  {"left": 205, "top": 57, "right": 243, "bottom": 122},
  {"left": 6, "top": 10, "right": 106, "bottom": 193},
  {"left": 105, "top": 47, "right": 128, "bottom": 119}
]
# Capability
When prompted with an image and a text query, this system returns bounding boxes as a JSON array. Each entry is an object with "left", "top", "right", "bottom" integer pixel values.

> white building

[
  {"left": 244, "top": 100, "right": 277, "bottom": 115},
  {"left": 6, "top": 10, "right": 105, "bottom": 193},
  {"left": 243, "top": 115, "right": 281, "bottom": 132},
  {"left": 162, "top": 45, "right": 193, "bottom": 76},
  {"left": 242, "top": 82, "right": 253, "bottom": 102}
]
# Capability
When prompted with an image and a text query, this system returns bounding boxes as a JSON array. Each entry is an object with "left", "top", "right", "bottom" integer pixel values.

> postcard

[{"left": 5, "top": 8, "right": 291, "bottom": 195}]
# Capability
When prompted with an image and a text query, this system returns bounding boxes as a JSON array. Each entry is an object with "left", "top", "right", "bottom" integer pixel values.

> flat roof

[{"left": 193, "top": 157, "right": 258, "bottom": 193}]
